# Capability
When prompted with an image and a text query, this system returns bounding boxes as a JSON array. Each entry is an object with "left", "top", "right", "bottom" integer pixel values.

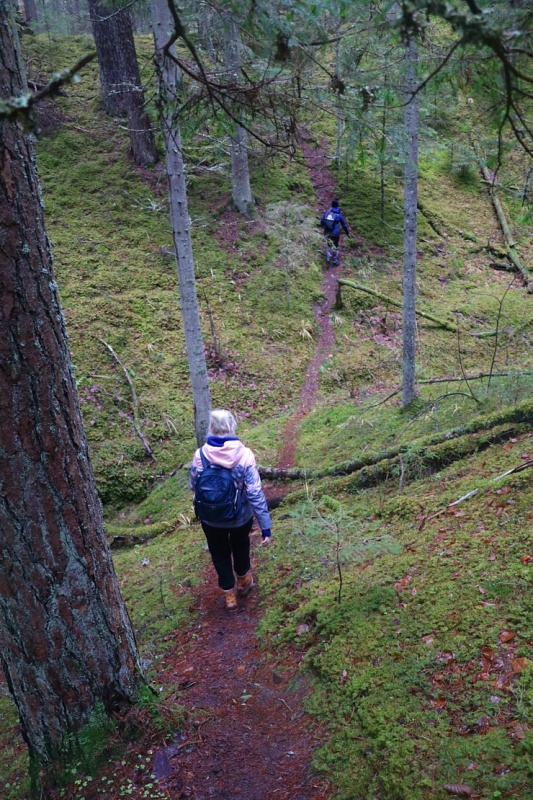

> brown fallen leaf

[
  {"left": 512, "top": 657, "right": 529, "bottom": 673},
  {"left": 521, "top": 554, "right": 533, "bottom": 565},
  {"left": 394, "top": 574, "right": 413, "bottom": 589},
  {"left": 499, "top": 630, "right": 516, "bottom": 643},
  {"left": 443, "top": 784, "right": 473, "bottom": 797},
  {"left": 422, "top": 634, "right": 434, "bottom": 645}
]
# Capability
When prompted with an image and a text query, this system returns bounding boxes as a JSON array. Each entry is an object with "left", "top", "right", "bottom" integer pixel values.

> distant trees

[
  {"left": 0, "top": 0, "right": 144, "bottom": 785},
  {"left": 151, "top": 0, "right": 211, "bottom": 446},
  {"left": 87, "top": 0, "right": 157, "bottom": 165},
  {"left": 223, "top": 12, "right": 254, "bottom": 217}
]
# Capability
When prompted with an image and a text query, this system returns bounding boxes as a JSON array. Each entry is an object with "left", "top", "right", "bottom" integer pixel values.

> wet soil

[
  {"left": 149, "top": 134, "right": 343, "bottom": 800},
  {"left": 154, "top": 565, "right": 331, "bottom": 800},
  {"left": 276, "top": 132, "right": 353, "bottom": 469}
]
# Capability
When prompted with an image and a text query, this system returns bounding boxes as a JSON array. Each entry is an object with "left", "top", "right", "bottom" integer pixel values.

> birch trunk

[
  {"left": 0, "top": 1, "right": 143, "bottom": 780},
  {"left": 223, "top": 14, "right": 254, "bottom": 217},
  {"left": 151, "top": 0, "right": 211, "bottom": 446},
  {"left": 402, "top": 36, "right": 419, "bottom": 407}
]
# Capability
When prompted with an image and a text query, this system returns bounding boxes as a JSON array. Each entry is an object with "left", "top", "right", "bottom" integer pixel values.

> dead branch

[
  {"left": 0, "top": 52, "right": 96, "bottom": 123},
  {"left": 479, "top": 163, "right": 533, "bottom": 291},
  {"left": 99, "top": 338, "right": 155, "bottom": 460},
  {"left": 337, "top": 279, "right": 457, "bottom": 332}
]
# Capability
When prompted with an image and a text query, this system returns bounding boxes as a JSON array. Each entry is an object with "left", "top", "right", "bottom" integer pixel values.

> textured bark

[
  {"left": 0, "top": 1, "right": 143, "bottom": 772},
  {"left": 22, "top": 0, "right": 37, "bottom": 22},
  {"left": 151, "top": 0, "right": 211, "bottom": 446},
  {"left": 223, "top": 14, "right": 254, "bottom": 217},
  {"left": 86, "top": 0, "right": 157, "bottom": 166},
  {"left": 402, "top": 36, "right": 418, "bottom": 407}
]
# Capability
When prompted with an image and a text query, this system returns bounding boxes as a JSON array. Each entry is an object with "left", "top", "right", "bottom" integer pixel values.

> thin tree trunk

[
  {"left": 0, "top": 3, "right": 143, "bottom": 782},
  {"left": 402, "top": 36, "right": 419, "bottom": 407},
  {"left": 87, "top": 0, "right": 157, "bottom": 166},
  {"left": 223, "top": 14, "right": 254, "bottom": 217},
  {"left": 151, "top": 0, "right": 211, "bottom": 446},
  {"left": 335, "top": 25, "right": 342, "bottom": 166}
]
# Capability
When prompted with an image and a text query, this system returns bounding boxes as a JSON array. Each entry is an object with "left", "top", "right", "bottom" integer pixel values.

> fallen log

[
  {"left": 479, "top": 165, "right": 533, "bottom": 291},
  {"left": 258, "top": 397, "right": 533, "bottom": 481},
  {"left": 337, "top": 279, "right": 457, "bottom": 332}
]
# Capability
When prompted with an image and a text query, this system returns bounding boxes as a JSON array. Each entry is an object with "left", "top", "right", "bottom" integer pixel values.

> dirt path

[
  {"left": 276, "top": 132, "right": 353, "bottom": 469},
  {"left": 154, "top": 568, "right": 331, "bottom": 800},
  {"left": 152, "top": 134, "right": 343, "bottom": 800}
]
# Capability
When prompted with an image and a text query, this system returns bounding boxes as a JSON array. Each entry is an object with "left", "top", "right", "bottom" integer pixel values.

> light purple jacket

[{"left": 190, "top": 436, "right": 272, "bottom": 531}]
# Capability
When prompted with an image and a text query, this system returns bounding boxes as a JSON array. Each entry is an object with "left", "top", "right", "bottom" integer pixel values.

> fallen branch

[
  {"left": 337, "top": 279, "right": 457, "bottom": 332},
  {"left": 479, "top": 164, "right": 533, "bottom": 291},
  {"left": 418, "top": 488, "right": 479, "bottom": 531},
  {"left": 493, "top": 458, "right": 533, "bottom": 482},
  {"left": 0, "top": 52, "right": 96, "bottom": 122},
  {"left": 99, "top": 338, "right": 155, "bottom": 460}
]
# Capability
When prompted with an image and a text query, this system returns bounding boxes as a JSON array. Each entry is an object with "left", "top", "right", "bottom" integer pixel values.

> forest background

[{"left": 1, "top": 0, "right": 533, "bottom": 798}]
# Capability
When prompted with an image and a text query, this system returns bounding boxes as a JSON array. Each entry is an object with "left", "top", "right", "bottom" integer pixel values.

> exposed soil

[
  {"left": 147, "top": 133, "right": 343, "bottom": 800},
  {"left": 153, "top": 551, "right": 331, "bottom": 800},
  {"left": 276, "top": 131, "right": 353, "bottom": 469}
]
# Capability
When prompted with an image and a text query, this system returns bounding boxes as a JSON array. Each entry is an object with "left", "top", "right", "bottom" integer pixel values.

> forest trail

[
  {"left": 149, "top": 137, "right": 342, "bottom": 800},
  {"left": 276, "top": 131, "right": 351, "bottom": 469},
  {"left": 153, "top": 571, "right": 331, "bottom": 800}
]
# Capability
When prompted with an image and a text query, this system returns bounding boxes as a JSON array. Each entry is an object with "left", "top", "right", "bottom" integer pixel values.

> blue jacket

[{"left": 320, "top": 207, "right": 349, "bottom": 237}]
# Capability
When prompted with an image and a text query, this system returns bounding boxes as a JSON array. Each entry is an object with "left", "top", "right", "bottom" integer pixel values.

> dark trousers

[
  {"left": 201, "top": 518, "right": 253, "bottom": 590},
  {"left": 325, "top": 233, "right": 340, "bottom": 249}
]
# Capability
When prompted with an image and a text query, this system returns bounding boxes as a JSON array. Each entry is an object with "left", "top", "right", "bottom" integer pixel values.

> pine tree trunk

[
  {"left": 223, "top": 14, "right": 254, "bottom": 217},
  {"left": 23, "top": 0, "right": 37, "bottom": 22},
  {"left": 402, "top": 36, "right": 419, "bottom": 407},
  {"left": 151, "top": 0, "right": 211, "bottom": 446},
  {"left": 86, "top": 0, "right": 157, "bottom": 166},
  {"left": 0, "top": 2, "right": 143, "bottom": 779}
]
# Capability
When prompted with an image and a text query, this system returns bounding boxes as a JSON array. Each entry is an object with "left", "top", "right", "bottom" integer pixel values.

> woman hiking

[{"left": 190, "top": 409, "right": 272, "bottom": 610}]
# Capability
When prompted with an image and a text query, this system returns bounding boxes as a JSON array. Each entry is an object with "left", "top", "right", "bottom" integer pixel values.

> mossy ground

[{"left": 1, "top": 30, "right": 533, "bottom": 800}]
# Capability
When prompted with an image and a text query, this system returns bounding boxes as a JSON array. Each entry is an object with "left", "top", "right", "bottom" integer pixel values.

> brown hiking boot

[
  {"left": 236, "top": 571, "right": 254, "bottom": 596},
  {"left": 224, "top": 588, "right": 238, "bottom": 610}
]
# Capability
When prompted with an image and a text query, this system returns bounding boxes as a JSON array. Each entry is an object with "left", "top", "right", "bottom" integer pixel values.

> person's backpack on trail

[
  {"left": 323, "top": 209, "right": 339, "bottom": 233},
  {"left": 319, "top": 198, "right": 351, "bottom": 266},
  {"left": 194, "top": 448, "right": 242, "bottom": 524}
]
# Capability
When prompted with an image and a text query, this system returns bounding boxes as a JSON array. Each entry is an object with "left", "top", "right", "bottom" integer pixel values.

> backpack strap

[{"left": 199, "top": 447, "right": 210, "bottom": 470}]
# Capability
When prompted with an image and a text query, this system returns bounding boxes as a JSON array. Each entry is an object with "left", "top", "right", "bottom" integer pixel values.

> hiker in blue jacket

[
  {"left": 190, "top": 409, "right": 272, "bottom": 610},
  {"left": 320, "top": 198, "right": 351, "bottom": 266}
]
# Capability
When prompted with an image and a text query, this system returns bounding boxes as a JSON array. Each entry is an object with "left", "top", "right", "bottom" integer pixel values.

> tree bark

[
  {"left": 151, "top": 0, "right": 211, "bottom": 446},
  {"left": 86, "top": 0, "right": 157, "bottom": 166},
  {"left": 22, "top": 0, "right": 37, "bottom": 22},
  {"left": 223, "top": 14, "right": 254, "bottom": 217},
  {"left": 0, "top": 1, "right": 143, "bottom": 780},
  {"left": 402, "top": 36, "right": 419, "bottom": 407}
]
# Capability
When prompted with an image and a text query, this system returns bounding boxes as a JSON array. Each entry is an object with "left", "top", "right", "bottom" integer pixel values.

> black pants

[
  {"left": 201, "top": 518, "right": 253, "bottom": 590},
  {"left": 325, "top": 233, "right": 340, "bottom": 249}
]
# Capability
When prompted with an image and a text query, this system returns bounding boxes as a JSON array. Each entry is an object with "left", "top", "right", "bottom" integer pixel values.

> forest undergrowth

[{"left": 1, "top": 30, "right": 533, "bottom": 800}]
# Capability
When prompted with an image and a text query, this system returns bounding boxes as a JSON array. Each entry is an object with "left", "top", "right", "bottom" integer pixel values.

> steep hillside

[{"left": 1, "top": 28, "right": 533, "bottom": 800}]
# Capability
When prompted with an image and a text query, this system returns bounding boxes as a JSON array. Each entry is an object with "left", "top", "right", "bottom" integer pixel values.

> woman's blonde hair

[{"left": 208, "top": 409, "right": 237, "bottom": 437}]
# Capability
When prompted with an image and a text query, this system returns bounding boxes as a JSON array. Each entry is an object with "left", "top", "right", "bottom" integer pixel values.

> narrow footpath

[
  {"left": 152, "top": 135, "right": 345, "bottom": 800},
  {"left": 277, "top": 132, "right": 353, "bottom": 469}
]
